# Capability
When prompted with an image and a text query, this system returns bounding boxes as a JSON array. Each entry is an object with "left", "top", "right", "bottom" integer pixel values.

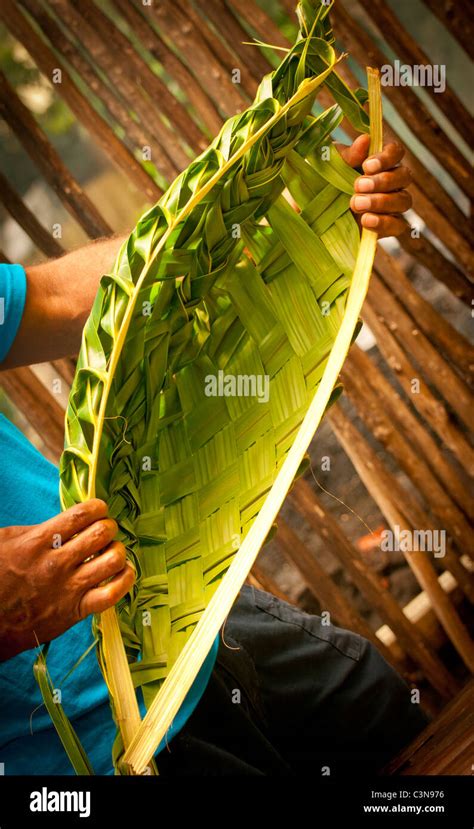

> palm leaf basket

[{"left": 38, "top": 0, "right": 382, "bottom": 774}]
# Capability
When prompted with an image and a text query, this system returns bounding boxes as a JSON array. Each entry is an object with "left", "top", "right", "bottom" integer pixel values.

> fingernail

[
  {"left": 364, "top": 158, "right": 381, "bottom": 174},
  {"left": 353, "top": 196, "right": 371, "bottom": 211},
  {"left": 356, "top": 176, "right": 374, "bottom": 193},
  {"left": 364, "top": 214, "right": 379, "bottom": 228}
]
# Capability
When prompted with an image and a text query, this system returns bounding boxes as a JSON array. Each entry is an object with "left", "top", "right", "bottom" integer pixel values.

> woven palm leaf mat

[{"left": 43, "top": 1, "right": 381, "bottom": 773}]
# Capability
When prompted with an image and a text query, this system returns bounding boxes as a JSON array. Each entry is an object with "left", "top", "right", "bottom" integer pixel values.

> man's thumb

[{"left": 336, "top": 134, "right": 370, "bottom": 169}]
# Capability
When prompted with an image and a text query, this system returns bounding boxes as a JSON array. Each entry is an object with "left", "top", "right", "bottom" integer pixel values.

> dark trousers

[{"left": 156, "top": 585, "right": 428, "bottom": 776}]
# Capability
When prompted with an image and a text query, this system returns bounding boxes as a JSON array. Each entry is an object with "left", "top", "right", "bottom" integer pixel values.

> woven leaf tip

[{"left": 46, "top": 1, "right": 379, "bottom": 774}]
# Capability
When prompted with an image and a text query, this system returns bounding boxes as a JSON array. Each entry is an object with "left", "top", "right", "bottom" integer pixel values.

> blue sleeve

[
  {"left": 0, "top": 260, "right": 219, "bottom": 773},
  {"left": 0, "top": 263, "right": 27, "bottom": 362}
]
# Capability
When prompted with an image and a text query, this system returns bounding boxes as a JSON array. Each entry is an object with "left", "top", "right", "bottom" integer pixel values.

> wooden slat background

[{"left": 0, "top": 0, "right": 472, "bottom": 737}]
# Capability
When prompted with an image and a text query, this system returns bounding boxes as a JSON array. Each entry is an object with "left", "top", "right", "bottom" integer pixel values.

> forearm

[{"left": 0, "top": 234, "right": 128, "bottom": 370}]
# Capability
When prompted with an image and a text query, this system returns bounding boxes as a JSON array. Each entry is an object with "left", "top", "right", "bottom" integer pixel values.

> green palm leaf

[{"left": 40, "top": 0, "right": 382, "bottom": 774}]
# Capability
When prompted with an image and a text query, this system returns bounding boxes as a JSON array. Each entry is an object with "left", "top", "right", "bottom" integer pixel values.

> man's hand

[
  {"left": 0, "top": 499, "right": 135, "bottom": 662},
  {"left": 338, "top": 135, "right": 413, "bottom": 239}
]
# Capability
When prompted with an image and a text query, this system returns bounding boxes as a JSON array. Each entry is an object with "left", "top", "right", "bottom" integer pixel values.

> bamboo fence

[{"left": 0, "top": 0, "right": 472, "bottom": 742}]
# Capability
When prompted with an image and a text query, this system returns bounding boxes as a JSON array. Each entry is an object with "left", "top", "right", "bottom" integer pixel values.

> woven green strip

[{"left": 39, "top": 0, "right": 373, "bottom": 773}]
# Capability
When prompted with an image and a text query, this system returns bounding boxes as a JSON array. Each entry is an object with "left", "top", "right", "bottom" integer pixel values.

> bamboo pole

[
  {"left": 376, "top": 570, "right": 463, "bottom": 653},
  {"left": 363, "top": 297, "right": 474, "bottom": 479},
  {"left": 235, "top": 0, "right": 474, "bottom": 278},
  {"left": 145, "top": 0, "right": 246, "bottom": 118},
  {"left": 194, "top": 0, "right": 269, "bottom": 87},
  {"left": 175, "top": 0, "right": 255, "bottom": 107},
  {"left": 289, "top": 480, "right": 459, "bottom": 700},
  {"left": 384, "top": 680, "right": 474, "bottom": 775},
  {"left": 50, "top": 358, "right": 76, "bottom": 388},
  {"left": 342, "top": 346, "right": 474, "bottom": 556},
  {"left": 0, "top": 71, "right": 111, "bottom": 239},
  {"left": 400, "top": 232, "right": 473, "bottom": 308},
  {"left": 369, "top": 275, "right": 473, "bottom": 432},
  {"left": 358, "top": 0, "right": 474, "bottom": 147},
  {"left": 375, "top": 246, "right": 474, "bottom": 381},
  {"left": 422, "top": 0, "right": 474, "bottom": 59},
  {"left": 340, "top": 356, "right": 474, "bottom": 601},
  {"left": 0, "top": 367, "right": 64, "bottom": 459},
  {"left": 346, "top": 345, "right": 471, "bottom": 519},
  {"left": 329, "top": 406, "right": 474, "bottom": 673},
  {"left": 0, "top": 170, "right": 64, "bottom": 259},
  {"left": 111, "top": 0, "right": 223, "bottom": 135},
  {"left": 44, "top": 0, "right": 182, "bottom": 179},
  {"left": 17, "top": 0, "right": 163, "bottom": 196},
  {"left": 331, "top": 3, "right": 474, "bottom": 200},
  {"left": 228, "top": 0, "right": 291, "bottom": 51},
  {"left": 0, "top": 0, "right": 159, "bottom": 202},
  {"left": 58, "top": 0, "right": 198, "bottom": 169},
  {"left": 396, "top": 188, "right": 473, "bottom": 280}
]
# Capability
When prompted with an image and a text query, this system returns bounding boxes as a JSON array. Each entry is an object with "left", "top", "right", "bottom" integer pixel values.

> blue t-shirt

[{"left": 0, "top": 263, "right": 218, "bottom": 775}]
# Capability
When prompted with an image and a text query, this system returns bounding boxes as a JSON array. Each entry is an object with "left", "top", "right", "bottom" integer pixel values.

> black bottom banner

[{"left": 0, "top": 774, "right": 471, "bottom": 827}]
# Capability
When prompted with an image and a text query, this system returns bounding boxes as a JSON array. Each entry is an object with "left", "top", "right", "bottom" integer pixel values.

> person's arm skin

[{"left": 0, "top": 234, "right": 127, "bottom": 370}]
